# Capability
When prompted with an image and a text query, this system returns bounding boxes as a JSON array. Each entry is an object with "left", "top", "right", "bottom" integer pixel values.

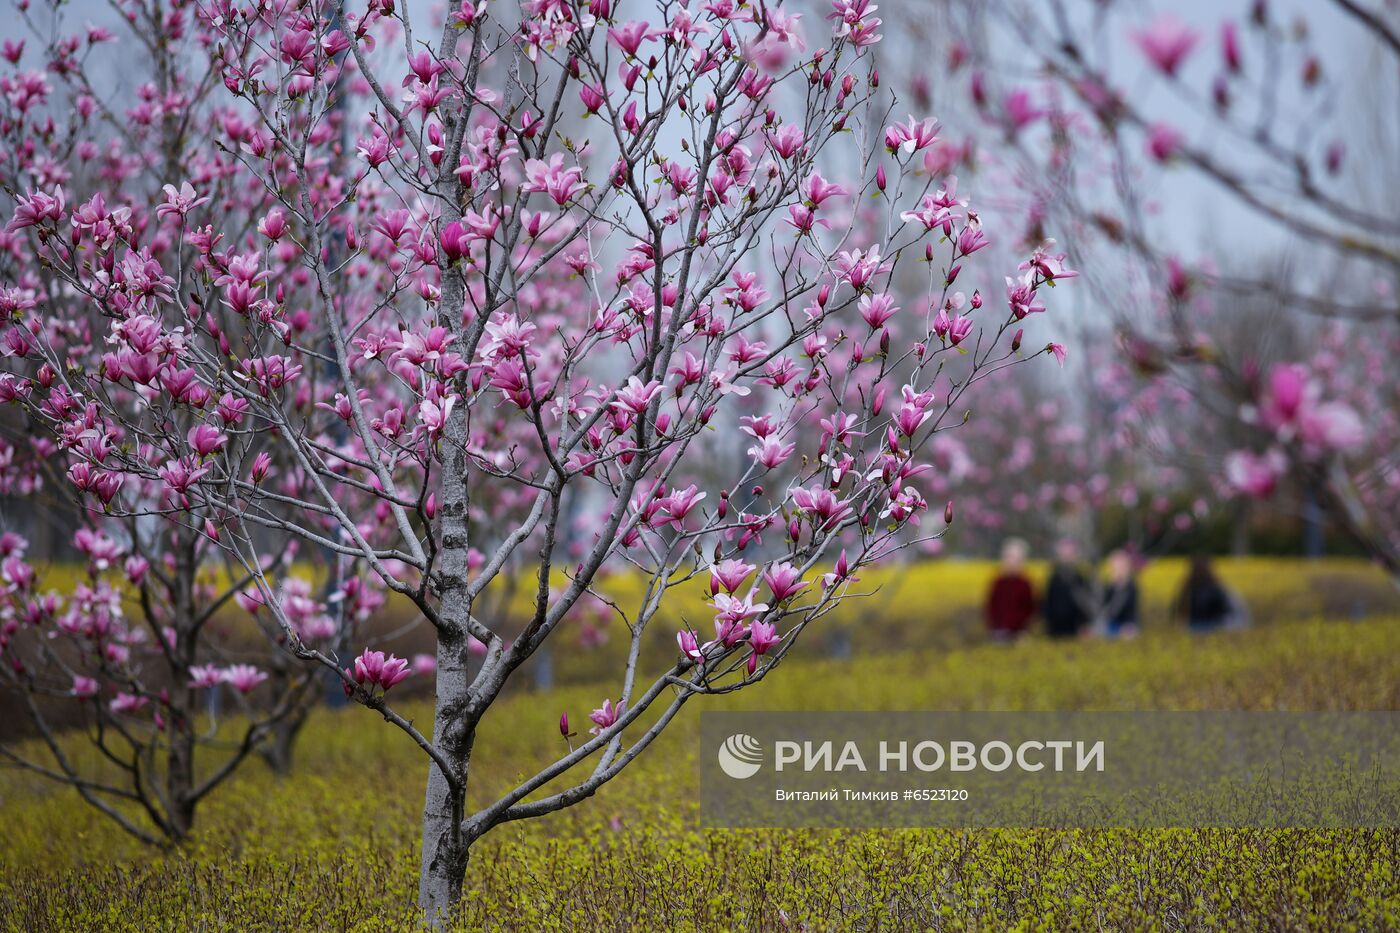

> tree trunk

[
  {"left": 259, "top": 706, "right": 307, "bottom": 775},
  {"left": 1230, "top": 498, "right": 1251, "bottom": 556},
  {"left": 417, "top": 628, "right": 472, "bottom": 923},
  {"left": 419, "top": 402, "right": 476, "bottom": 923}
]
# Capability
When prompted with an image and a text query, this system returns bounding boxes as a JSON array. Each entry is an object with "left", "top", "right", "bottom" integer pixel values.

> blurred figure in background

[
  {"left": 1174, "top": 556, "right": 1232, "bottom": 632},
  {"left": 1044, "top": 539, "right": 1091, "bottom": 639},
  {"left": 1101, "top": 549, "right": 1140, "bottom": 639},
  {"left": 985, "top": 538, "right": 1035, "bottom": 642}
]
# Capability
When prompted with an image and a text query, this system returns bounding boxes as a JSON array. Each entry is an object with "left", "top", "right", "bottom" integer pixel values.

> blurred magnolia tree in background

[{"left": 882, "top": 0, "right": 1400, "bottom": 573}]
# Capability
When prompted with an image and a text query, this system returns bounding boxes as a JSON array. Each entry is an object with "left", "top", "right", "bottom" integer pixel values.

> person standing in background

[
  {"left": 1101, "top": 549, "right": 1141, "bottom": 638},
  {"left": 1044, "top": 539, "right": 1092, "bottom": 639},
  {"left": 1174, "top": 555, "right": 1232, "bottom": 632},
  {"left": 985, "top": 538, "right": 1035, "bottom": 642}
]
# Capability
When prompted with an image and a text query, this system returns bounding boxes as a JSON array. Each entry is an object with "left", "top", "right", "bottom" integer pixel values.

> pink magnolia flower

[
  {"left": 884, "top": 115, "right": 940, "bottom": 155},
  {"left": 661, "top": 485, "right": 707, "bottom": 526},
  {"left": 821, "top": 549, "right": 861, "bottom": 588},
  {"left": 748, "top": 436, "right": 796, "bottom": 469},
  {"left": 677, "top": 629, "right": 704, "bottom": 662},
  {"left": 578, "top": 83, "right": 606, "bottom": 114},
  {"left": 124, "top": 556, "right": 149, "bottom": 584},
  {"left": 6, "top": 186, "right": 65, "bottom": 232},
  {"left": 412, "top": 653, "right": 438, "bottom": 674},
  {"left": 1225, "top": 448, "right": 1286, "bottom": 498},
  {"left": 73, "top": 528, "right": 124, "bottom": 571},
  {"left": 159, "top": 457, "right": 209, "bottom": 497},
  {"left": 947, "top": 314, "right": 973, "bottom": 347},
  {"left": 1298, "top": 402, "right": 1365, "bottom": 453},
  {"left": 801, "top": 171, "right": 848, "bottom": 208},
  {"left": 188, "top": 664, "right": 224, "bottom": 689},
  {"left": 833, "top": 247, "right": 890, "bottom": 290},
  {"left": 1002, "top": 88, "right": 1042, "bottom": 131},
  {"left": 1146, "top": 123, "right": 1182, "bottom": 162},
  {"left": 762, "top": 562, "right": 809, "bottom": 601},
  {"left": 1259, "top": 363, "right": 1310, "bottom": 430},
  {"left": 352, "top": 649, "right": 413, "bottom": 692},
  {"left": 608, "top": 21, "right": 652, "bottom": 57},
  {"left": 858, "top": 292, "right": 900, "bottom": 329},
  {"left": 258, "top": 208, "right": 289, "bottom": 241},
  {"left": 828, "top": 0, "right": 882, "bottom": 46},
  {"left": 956, "top": 224, "right": 990, "bottom": 256},
  {"left": 748, "top": 621, "right": 780, "bottom": 655},
  {"left": 156, "top": 182, "right": 209, "bottom": 220},
  {"left": 611, "top": 377, "right": 663, "bottom": 415},
  {"left": 766, "top": 123, "right": 805, "bottom": 159},
  {"left": 523, "top": 154, "right": 587, "bottom": 206},
  {"left": 187, "top": 424, "right": 227, "bottom": 457},
  {"left": 110, "top": 692, "right": 147, "bottom": 715},
  {"left": 790, "top": 486, "right": 855, "bottom": 530},
  {"left": 1131, "top": 15, "right": 1199, "bottom": 78},
  {"left": 710, "top": 559, "right": 756, "bottom": 595},
  {"left": 72, "top": 675, "right": 99, "bottom": 699},
  {"left": 418, "top": 395, "right": 456, "bottom": 439},
  {"left": 588, "top": 698, "right": 624, "bottom": 735},
  {"left": 1005, "top": 272, "right": 1045, "bottom": 319},
  {"left": 712, "top": 592, "right": 769, "bottom": 626},
  {"left": 223, "top": 664, "right": 268, "bottom": 694}
]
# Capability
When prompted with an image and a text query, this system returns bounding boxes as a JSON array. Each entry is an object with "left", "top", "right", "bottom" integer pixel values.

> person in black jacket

[
  {"left": 1175, "top": 555, "right": 1231, "bottom": 632},
  {"left": 1102, "top": 549, "right": 1140, "bottom": 638},
  {"left": 1044, "top": 539, "right": 1091, "bottom": 639}
]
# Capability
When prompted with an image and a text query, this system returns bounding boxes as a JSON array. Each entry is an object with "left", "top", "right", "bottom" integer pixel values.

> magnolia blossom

[
  {"left": 223, "top": 664, "right": 268, "bottom": 694},
  {"left": 677, "top": 629, "right": 704, "bottom": 662},
  {"left": 762, "top": 562, "right": 810, "bottom": 602},
  {"left": 1225, "top": 448, "right": 1287, "bottom": 498},
  {"left": 710, "top": 559, "right": 756, "bottom": 595},
  {"left": 188, "top": 664, "right": 224, "bottom": 689},
  {"left": 1131, "top": 15, "right": 1199, "bottom": 77},
  {"left": 352, "top": 649, "right": 413, "bottom": 692},
  {"left": 588, "top": 698, "right": 623, "bottom": 735},
  {"left": 523, "top": 154, "right": 587, "bottom": 206}
]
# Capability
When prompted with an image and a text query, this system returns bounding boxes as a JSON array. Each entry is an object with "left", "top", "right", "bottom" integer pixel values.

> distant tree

[{"left": 911, "top": 0, "right": 1400, "bottom": 578}]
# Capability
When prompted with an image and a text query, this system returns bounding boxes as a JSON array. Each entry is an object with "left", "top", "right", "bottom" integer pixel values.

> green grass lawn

[{"left": 3, "top": 616, "right": 1399, "bottom": 930}]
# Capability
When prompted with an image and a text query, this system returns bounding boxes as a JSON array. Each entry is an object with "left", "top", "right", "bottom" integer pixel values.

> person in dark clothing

[
  {"left": 985, "top": 538, "right": 1035, "bottom": 641},
  {"left": 1175, "top": 556, "right": 1231, "bottom": 632},
  {"left": 1102, "top": 549, "right": 1140, "bottom": 638},
  {"left": 1043, "top": 539, "right": 1091, "bottom": 639}
]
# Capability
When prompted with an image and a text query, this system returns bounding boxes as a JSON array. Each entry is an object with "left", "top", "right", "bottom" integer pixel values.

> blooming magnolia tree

[
  {"left": 934, "top": 352, "right": 1208, "bottom": 558},
  {"left": 0, "top": 0, "right": 1075, "bottom": 918}
]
